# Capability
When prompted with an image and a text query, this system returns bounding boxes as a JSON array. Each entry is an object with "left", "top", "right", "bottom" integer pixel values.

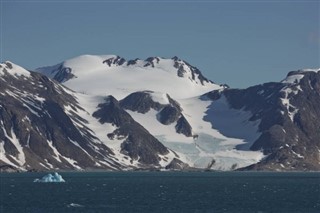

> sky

[{"left": 1, "top": 0, "right": 319, "bottom": 88}]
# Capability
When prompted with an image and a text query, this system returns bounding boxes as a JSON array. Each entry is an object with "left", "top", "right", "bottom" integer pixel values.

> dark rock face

[
  {"left": 44, "top": 64, "right": 75, "bottom": 83},
  {"left": 93, "top": 96, "right": 133, "bottom": 126},
  {"left": 0, "top": 68, "right": 119, "bottom": 171},
  {"left": 0, "top": 164, "right": 19, "bottom": 172},
  {"left": 202, "top": 90, "right": 223, "bottom": 101},
  {"left": 219, "top": 71, "right": 320, "bottom": 171},
  {"left": 93, "top": 96, "right": 169, "bottom": 166},
  {"left": 157, "top": 105, "right": 180, "bottom": 125},
  {"left": 144, "top": 57, "right": 160, "bottom": 68},
  {"left": 127, "top": 58, "right": 140, "bottom": 66},
  {"left": 120, "top": 91, "right": 164, "bottom": 113},
  {"left": 165, "top": 158, "right": 189, "bottom": 170},
  {"left": 53, "top": 65, "right": 74, "bottom": 83},
  {"left": 103, "top": 56, "right": 126, "bottom": 67},
  {"left": 175, "top": 115, "right": 193, "bottom": 137}
]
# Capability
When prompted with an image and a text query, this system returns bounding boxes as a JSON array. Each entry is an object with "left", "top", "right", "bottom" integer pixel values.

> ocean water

[{"left": 0, "top": 172, "right": 319, "bottom": 213}]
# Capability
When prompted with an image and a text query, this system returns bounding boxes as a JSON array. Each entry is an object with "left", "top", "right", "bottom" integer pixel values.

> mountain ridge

[{"left": 0, "top": 56, "right": 319, "bottom": 172}]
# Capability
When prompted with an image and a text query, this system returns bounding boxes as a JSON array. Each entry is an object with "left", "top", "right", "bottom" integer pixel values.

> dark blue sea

[{"left": 1, "top": 172, "right": 319, "bottom": 213}]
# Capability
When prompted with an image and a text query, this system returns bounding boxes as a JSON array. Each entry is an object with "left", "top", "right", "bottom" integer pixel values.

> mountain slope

[
  {"left": 1, "top": 55, "right": 319, "bottom": 171},
  {"left": 205, "top": 68, "right": 320, "bottom": 171},
  {"left": 0, "top": 61, "right": 180, "bottom": 171}
]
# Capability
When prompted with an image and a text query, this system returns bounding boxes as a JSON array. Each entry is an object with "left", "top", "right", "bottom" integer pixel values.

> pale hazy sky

[{"left": 1, "top": 0, "right": 319, "bottom": 88}]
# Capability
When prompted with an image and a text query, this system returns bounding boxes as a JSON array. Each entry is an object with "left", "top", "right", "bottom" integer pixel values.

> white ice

[
  {"left": 33, "top": 172, "right": 65, "bottom": 183},
  {"left": 0, "top": 61, "right": 31, "bottom": 77},
  {"left": 36, "top": 54, "right": 223, "bottom": 100}
]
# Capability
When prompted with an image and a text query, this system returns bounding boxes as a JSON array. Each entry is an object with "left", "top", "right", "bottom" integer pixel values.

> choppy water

[{"left": 1, "top": 172, "right": 319, "bottom": 213}]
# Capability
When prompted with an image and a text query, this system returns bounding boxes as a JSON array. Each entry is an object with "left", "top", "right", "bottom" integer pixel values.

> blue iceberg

[{"left": 34, "top": 172, "right": 65, "bottom": 183}]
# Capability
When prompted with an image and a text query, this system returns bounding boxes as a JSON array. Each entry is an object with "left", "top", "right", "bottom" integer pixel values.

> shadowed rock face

[
  {"left": 120, "top": 91, "right": 164, "bottom": 113},
  {"left": 93, "top": 96, "right": 169, "bottom": 165},
  {"left": 175, "top": 116, "right": 193, "bottom": 137},
  {"left": 165, "top": 158, "right": 189, "bottom": 170},
  {"left": 53, "top": 65, "right": 74, "bottom": 83},
  {"left": 43, "top": 64, "right": 75, "bottom": 83},
  {"left": 158, "top": 106, "right": 180, "bottom": 125},
  {"left": 217, "top": 71, "right": 320, "bottom": 171},
  {"left": 93, "top": 96, "right": 133, "bottom": 127}
]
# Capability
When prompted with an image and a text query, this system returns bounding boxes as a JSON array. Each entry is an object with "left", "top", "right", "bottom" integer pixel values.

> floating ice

[
  {"left": 33, "top": 172, "right": 65, "bottom": 183},
  {"left": 67, "top": 203, "right": 84, "bottom": 208}
]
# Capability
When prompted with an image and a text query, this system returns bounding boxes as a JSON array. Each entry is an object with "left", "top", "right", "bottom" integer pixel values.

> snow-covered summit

[
  {"left": 281, "top": 68, "right": 320, "bottom": 84},
  {"left": 36, "top": 54, "right": 224, "bottom": 99},
  {"left": 0, "top": 61, "right": 31, "bottom": 77}
]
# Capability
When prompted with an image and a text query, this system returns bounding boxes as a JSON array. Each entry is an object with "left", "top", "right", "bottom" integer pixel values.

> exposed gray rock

[
  {"left": 165, "top": 158, "right": 189, "bottom": 170},
  {"left": 157, "top": 105, "right": 180, "bottom": 125},
  {"left": 120, "top": 91, "right": 164, "bottom": 113},
  {"left": 103, "top": 56, "right": 126, "bottom": 67},
  {"left": 144, "top": 57, "right": 160, "bottom": 67},
  {"left": 175, "top": 115, "right": 193, "bottom": 137},
  {"left": 127, "top": 58, "right": 140, "bottom": 66},
  {"left": 0, "top": 164, "right": 19, "bottom": 173}
]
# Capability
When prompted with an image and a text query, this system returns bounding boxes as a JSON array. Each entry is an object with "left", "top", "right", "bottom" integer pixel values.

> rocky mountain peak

[
  {"left": 144, "top": 57, "right": 161, "bottom": 68},
  {"left": 103, "top": 56, "right": 126, "bottom": 67}
]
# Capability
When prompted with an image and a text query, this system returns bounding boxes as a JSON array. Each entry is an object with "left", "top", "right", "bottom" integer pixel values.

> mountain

[
  {"left": 36, "top": 55, "right": 224, "bottom": 99},
  {"left": 37, "top": 55, "right": 262, "bottom": 170},
  {"left": 0, "top": 61, "right": 180, "bottom": 171},
  {"left": 202, "top": 68, "right": 320, "bottom": 171},
  {"left": 0, "top": 55, "right": 319, "bottom": 171}
]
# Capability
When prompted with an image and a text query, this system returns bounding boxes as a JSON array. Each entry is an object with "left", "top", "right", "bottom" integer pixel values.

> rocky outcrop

[
  {"left": 172, "top": 56, "right": 213, "bottom": 85},
  {"left": 175, "top": 115, "right": 193, "bottom": 137},
  {"left": 144, "top": 57, "right": 160, "bottom": 68},
  {"left": 120, "top": 91, "right": 163, "bottom": 113},
  {"left": 103, "top": 56, "right": 126, "bottom": 67},
  {"left": 157, "top": 105, "right": 180, "bottom": 125},
  {"left": 165, "top": 158, "right": 189, "bottom": 170},
  {"left": 93, "top": 96, "right": 169, "bottom": 165}
]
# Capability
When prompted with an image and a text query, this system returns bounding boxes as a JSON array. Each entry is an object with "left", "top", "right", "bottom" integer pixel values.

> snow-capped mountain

[
  {"left": 1, "top": 55, "right": 319, "bottom": 172},
  {"left": 36, "top": 55, "right": 263, "bottom": 170},
  {"left": 36, "top": 55, "right": 224, "bottom": 99},
  {"left": 0, "top": 61, "right": 180, "bottom": 171}
]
